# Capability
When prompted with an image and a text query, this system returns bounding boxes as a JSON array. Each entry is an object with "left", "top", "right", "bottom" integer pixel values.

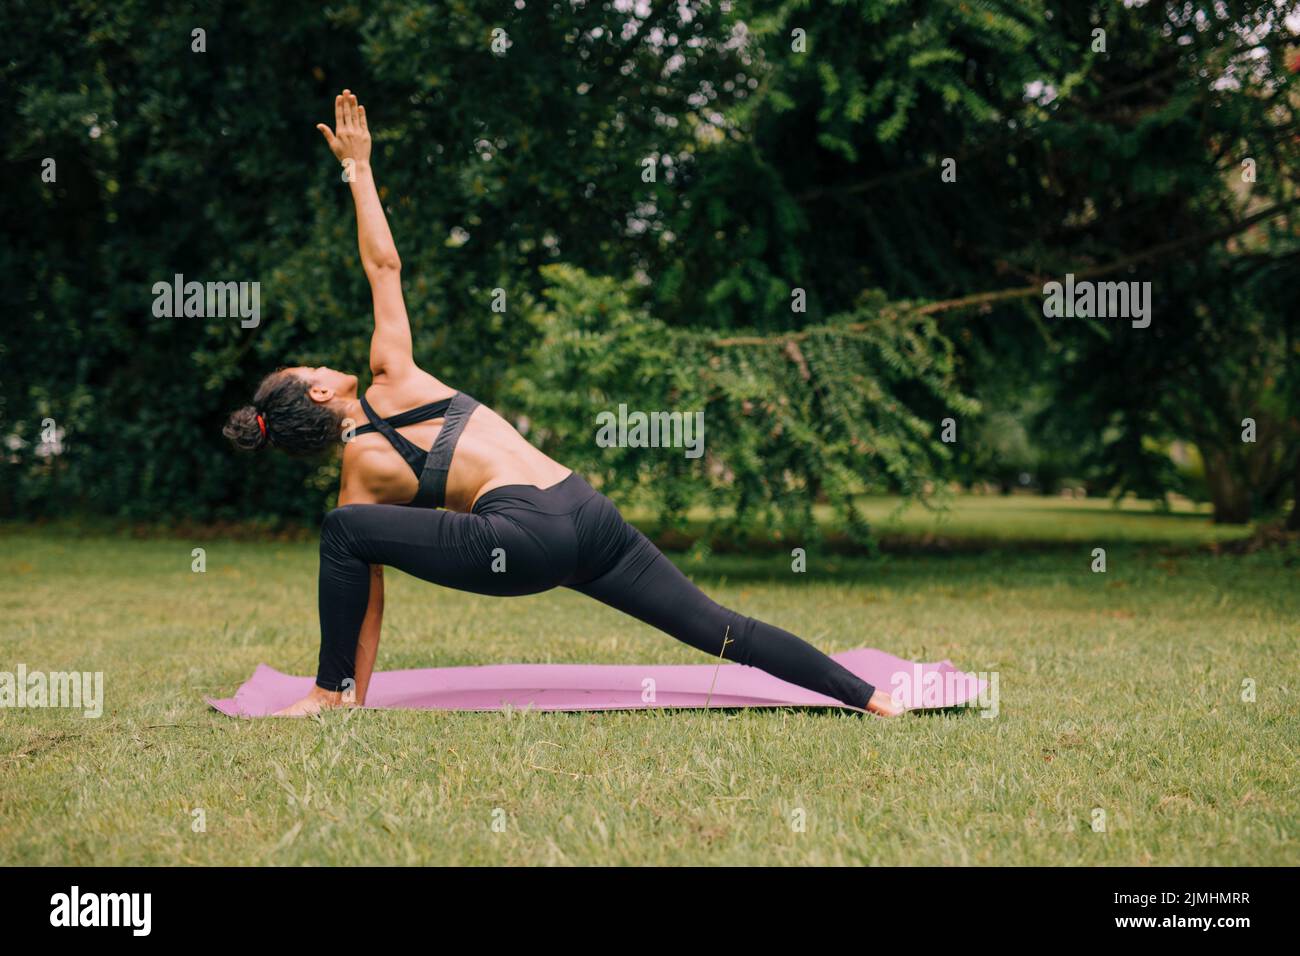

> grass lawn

[
  {"left": 1, "top": 496, "right": 1295, "bottom": 866},
  {"left": 630, "top": 492, "right": 1255, "bottom": 552}
]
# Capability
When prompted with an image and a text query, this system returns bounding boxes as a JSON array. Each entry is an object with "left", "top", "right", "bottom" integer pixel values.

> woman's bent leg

[
  {"left": 316, "top": 503, "right": 566, "bottom": 690},
  {"left": 569, "top": 520, "right": 876, "bottom": 710}
]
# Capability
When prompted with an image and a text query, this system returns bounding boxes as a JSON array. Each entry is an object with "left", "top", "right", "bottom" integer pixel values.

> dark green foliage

[
  {"left": 516, "top": 265, "right": 976, "bottom": 544},
  {"left": 3, "top": 1, "right": 1296, "bottom": 529}
]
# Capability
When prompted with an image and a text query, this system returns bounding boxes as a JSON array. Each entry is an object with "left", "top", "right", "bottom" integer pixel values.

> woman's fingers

[
  {"left": 323, "top": 90, "right": 367, "bottom": 153},
  {"left": 343, "top": 89, "right": 355, "bottom": 129},
  {"left": 315, "top": 123, "right": 339, "bottom": 153}
]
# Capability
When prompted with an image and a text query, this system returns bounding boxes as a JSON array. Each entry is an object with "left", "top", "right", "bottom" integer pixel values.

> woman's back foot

[{"left": 866, "top": 689, "right": 905, "bottom": 717}]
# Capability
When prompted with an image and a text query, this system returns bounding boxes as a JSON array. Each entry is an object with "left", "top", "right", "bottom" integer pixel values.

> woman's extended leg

[{"left": 568, "top": 498, "right": 877, "bottom": 711}]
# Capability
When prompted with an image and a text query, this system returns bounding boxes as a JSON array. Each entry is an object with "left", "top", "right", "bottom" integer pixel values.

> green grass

[
  {"left": 625, "top": 491, "right": 1254, "bottom": 553},
  {"left": 1, "top": 496, "right": 1296, "bottom": 865},
  {"left": 856, "top": 492, "right": 1253, "bottom": 544}
]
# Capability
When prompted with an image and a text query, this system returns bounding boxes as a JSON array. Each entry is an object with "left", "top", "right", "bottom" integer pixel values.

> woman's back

[{"left": 343, "top": 366, "right": 571, "bottom": 511}]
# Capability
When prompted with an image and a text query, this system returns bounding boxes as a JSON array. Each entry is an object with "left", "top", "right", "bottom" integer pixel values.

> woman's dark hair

[{"left": 223, "top": 371, "right": 342, "bottom": 455}]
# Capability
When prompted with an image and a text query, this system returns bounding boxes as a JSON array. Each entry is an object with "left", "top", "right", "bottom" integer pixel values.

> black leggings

[{"left": 315, "top": 473, "right": 876, "bottom": 710}]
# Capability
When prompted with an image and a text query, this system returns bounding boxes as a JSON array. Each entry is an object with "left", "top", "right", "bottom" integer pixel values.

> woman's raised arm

[{"left": 317, "top": 90, "right": 415, "bottom": 380}]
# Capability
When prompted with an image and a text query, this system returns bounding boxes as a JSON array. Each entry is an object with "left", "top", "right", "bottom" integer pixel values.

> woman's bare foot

[
  {"left": 272, "top": 685, "right": 346, "bottom": 717},
  {"left": 865, "top": 689, "right": 905, "bottom": 717}
]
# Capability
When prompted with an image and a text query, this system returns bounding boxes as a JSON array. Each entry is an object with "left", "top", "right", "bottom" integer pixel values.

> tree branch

[{"left": 710, "top": 198, "right": 1299, "bottom": 347}]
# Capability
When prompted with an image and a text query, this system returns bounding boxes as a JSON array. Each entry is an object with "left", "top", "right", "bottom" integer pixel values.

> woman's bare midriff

[{"left": 344, "top": 379, "right": 571, "bottom": 512}]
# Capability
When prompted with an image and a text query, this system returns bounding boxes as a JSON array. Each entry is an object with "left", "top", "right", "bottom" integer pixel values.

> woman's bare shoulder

[{"left": 363, "top": 366, "right": 455, "bottom": 415}]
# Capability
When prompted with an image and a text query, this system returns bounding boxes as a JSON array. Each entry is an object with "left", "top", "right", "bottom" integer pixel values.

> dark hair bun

[
  {"left": 223, "top": 405, "right": 269, "bottom": 452},
  {"left": 223, "top": 370, "right": 341, "bottom": 457}
]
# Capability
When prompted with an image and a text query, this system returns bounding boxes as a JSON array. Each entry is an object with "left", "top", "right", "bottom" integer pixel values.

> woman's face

[{"left": 285, "top": 365, "right": 358, "bottom": 405}]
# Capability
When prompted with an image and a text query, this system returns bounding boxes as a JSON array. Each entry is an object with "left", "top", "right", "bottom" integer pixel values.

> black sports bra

[{"left": 355, "top": 391, "right": 481, "bottom": 509}]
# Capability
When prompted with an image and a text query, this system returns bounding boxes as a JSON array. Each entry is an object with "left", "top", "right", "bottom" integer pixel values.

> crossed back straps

[{"left": 355, "top": 391, "right": 481, "bottom": 509}]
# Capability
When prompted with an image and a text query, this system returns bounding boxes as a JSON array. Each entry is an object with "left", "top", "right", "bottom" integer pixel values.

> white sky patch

[{"left": 1024, "top": 80, "right": 1058, "bottom": 105}]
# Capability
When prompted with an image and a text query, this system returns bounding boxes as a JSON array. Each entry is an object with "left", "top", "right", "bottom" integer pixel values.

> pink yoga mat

[{"left": 207, "top": 649, "right": 986, "bottom": 717}]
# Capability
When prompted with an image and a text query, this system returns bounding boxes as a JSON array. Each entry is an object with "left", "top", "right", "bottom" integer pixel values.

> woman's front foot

[{"left": 272, "top": 685, "right": 346, "bottom": 717}]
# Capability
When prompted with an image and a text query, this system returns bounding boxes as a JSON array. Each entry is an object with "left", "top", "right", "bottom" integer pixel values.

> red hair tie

[{"left": 256, "top": 413, "right": 268, "bottom": 440}]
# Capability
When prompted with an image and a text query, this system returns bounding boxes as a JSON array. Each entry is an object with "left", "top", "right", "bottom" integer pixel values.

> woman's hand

[
  {"left": 316, "top": 89, "right": 371, "bottom": 166},
  {"left": 272, "top": 685, "right": 347, "bottom": 717}
]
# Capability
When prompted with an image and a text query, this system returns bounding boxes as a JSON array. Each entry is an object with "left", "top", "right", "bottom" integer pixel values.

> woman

[{"left": 224, "top": 91, "right": 902, "bottom": 718}]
